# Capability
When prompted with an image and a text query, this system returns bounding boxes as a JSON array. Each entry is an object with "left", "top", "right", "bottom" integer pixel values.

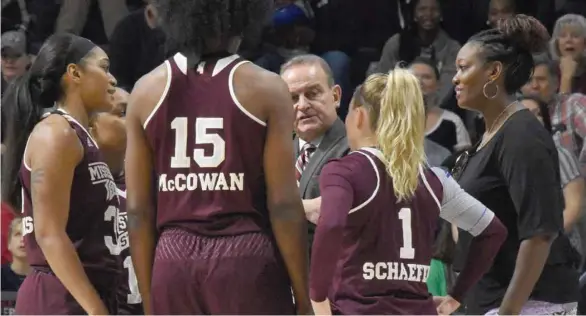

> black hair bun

[{"left": 497, "top": 14, "right": 550, "bottom": 53}]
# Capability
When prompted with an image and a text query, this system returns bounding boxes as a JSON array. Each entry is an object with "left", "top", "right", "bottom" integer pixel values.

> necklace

[{"left": 477, "top": 101, "right": 518, "bottom": 149}]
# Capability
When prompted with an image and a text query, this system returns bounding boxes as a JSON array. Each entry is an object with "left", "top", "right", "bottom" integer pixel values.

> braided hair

[
  {"left": 154, "top": 0, "right": 273, "bottom": 63},
  {"left": 468, "top": 14, "right": 550, "bottom": 94}
]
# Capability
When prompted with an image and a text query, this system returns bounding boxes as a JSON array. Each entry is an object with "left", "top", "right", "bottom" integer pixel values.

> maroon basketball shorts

[
  {"left": 151, "top": 228, "right": 295, "bottom": 315},
  {"left": 15, "top": 269, "right": 118, "bottom": 315}
]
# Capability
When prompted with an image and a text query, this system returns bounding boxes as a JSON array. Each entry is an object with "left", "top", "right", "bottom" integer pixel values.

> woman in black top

[{"left": 451, "top": 15, "right": 579, "bottom": 315}]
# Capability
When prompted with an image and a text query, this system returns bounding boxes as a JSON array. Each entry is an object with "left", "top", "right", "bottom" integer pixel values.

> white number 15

[{"left": 170, "top": 117, "right": 226, "bottom": 169}]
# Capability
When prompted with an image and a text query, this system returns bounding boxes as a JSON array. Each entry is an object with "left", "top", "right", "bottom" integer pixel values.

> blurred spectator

[
  {"left": 372, "top": 0, "right": 460, "bottom": 107},
  {"left": 423, "top": 138, "right": 451, "bottom": 167},
  {"left": 54, "top": 0, "right": 128, "bottom": 41},
  {"left": 555, "top": 0, "right": 586, "bottom": 20},
  {"left": 1, "top": 218, "right": 29, "bottom": 292},
  {"left": 1, "top": 30, "right": 32, "bottom": 95},
  {"left": 256, "top": 4, "right": 315, "bottom": 72},
  {"left": 1, "top": 0, "right": 30, "bottom": 32},
  {"left": 520, "top": 95, "right": 584, "bottom": 260},
  {"left": 487, "top": 0, "right": 516, "bottom": 28},
  {"left": 256, "top": 3, "right": 352, "bottom": 119},
  {"left": 468, "top": 0, "right": 556, "bottom": 34},
  {"left": 520, "top": 54, "right": 586, "bottom": 174},
  {"left": 0, "top": 203, "right": 15, "bottom": 265},
  {"left": 299, "top": 0, "right": 401, "bottom": 59},
  {"left": 439, "top": 0, "right": 477, "bottom": 45},
  {"left": 410, "top": 57, "right": 470, "bottom": 152},
  {"left": 108, "top": 0, "right": 166, "bottom": 91},
  {"left": 550, "top": 14, "right": 586, "bottom": 94},
  {"left": 23, "top": 0, "right": 61, "bottom": 54}
]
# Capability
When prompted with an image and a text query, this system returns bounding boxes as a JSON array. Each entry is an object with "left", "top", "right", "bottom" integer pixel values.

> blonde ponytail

[{"left": 376, "top": 68, "right": 426, "bottom": 202}]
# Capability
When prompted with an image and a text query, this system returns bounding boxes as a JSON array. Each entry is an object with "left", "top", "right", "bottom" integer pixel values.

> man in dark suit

[{"left": 281, "top": 54, "right": 350, "bottom": 254}]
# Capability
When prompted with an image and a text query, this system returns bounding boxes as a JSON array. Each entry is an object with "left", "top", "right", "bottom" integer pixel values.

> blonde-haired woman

[
  {"left": 550, "top": 13, "right": 586, "bottom": 94},
  {"left": 308, "top": 69, "right": 507, "bottom": 315}
]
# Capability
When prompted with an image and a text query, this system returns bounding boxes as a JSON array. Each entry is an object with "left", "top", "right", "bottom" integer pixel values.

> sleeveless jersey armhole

[
  {"left": 23, "top": 110, "right": 92, "bottom": 171},
  {"left": 22, "top": 135, "right": 33, "bottom": 171},
  {"left": 420, "top": 165, "right": 442, "bottom": 211},
  {"left": 228, "top": 61, "right": 267, "bottom": 127},
  {"left": 143, "top": 60, "right": 173, "bottom": 129},
  {"left": 349, "top": 148, "right": 382, "bottom": 214}
]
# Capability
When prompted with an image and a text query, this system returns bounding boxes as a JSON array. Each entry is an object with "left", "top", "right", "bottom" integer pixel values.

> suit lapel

[{"left": 299, "top": 119, "right": 346, "bottom": 196}]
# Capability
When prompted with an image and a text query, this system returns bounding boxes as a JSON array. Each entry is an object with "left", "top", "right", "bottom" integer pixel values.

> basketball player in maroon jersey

[
  {"left": 89, "top": 87, "right": 143, "bottom": 315},
  {"left": 1, "top": 33, "right": 120, "bottom": 314},
  {"left": 309, "top": 69, "right": 508, "bottom": 315},
  {"left": 124, "top": 0, "right": 311, "bottom": 314}
]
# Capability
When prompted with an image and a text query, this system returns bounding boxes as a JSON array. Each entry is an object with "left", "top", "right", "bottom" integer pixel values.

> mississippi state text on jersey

[{"left": 16, "top": 110, "right": 121, "bottom": 314}]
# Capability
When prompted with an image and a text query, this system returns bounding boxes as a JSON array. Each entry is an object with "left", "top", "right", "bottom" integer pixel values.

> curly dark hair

[
  {"left": 468, "top": 14, "right": 550, "bottom": 94},
  {"left": 154, "top": 0, "right": 273, "bottom": 58}
]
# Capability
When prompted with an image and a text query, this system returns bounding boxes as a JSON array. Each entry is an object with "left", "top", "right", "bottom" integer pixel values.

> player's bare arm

[
  {"left": 244, "top": 66, "right": 312, "bottom": 314},
  {"left": 310, "top": 162, "right": 353, "bottom": 315},
  {"left": 28, "top": 116, "right": 108, "bottom": 315},
  {"left": 125, "top": 64, "right": 167, "bottom": 315}
]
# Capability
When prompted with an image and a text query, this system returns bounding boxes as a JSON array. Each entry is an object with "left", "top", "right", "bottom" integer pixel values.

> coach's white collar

[{"left": 299, "top": 135, "right": 323, "bottom": 151}]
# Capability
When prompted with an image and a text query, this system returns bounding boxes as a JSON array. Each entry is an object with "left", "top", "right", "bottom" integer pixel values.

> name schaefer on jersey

[
  {"left": 363, "top": 262, "right": 430, "bottom": 283},
  {"left": 158, "top": 172, "right": 244, "bottom": 192}
]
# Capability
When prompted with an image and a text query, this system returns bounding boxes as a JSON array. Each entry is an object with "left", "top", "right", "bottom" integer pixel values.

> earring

[{"left": 482, "top": 81, "right": 499, "bottom": 99}]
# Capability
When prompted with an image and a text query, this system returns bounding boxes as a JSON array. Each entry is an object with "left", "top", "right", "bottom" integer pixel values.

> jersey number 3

[
  {"left": 398, "top": 208, "right": 415, "bottom": 259},
  {"left": 170, "top": 117, "right": 225, "bottom": 169}
]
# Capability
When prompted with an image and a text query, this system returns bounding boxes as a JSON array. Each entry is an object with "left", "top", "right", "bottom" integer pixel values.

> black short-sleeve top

[{"left": 453, "top": 109, "right": 580, "bottom": 314}]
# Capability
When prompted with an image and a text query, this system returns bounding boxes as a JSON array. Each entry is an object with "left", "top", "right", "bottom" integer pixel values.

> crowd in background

[{"left": 0, "top": 0, "right": 586, "bottom": 314}]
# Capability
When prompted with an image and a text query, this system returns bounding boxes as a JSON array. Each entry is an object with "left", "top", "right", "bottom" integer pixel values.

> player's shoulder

[
  {"left": 29, "top": 114, "right": 83, "bottom": 161},
  {"left": 133, "top": 62, "right": 168, "bottom": 95},
  {"left": 425, "top": 166, "right": 450, "bottom": 185},
  {"left": 31, "top": 115, "right": 81, "bottom": 149},
  {"left": 323, "top": 150, "right": 377, "bottom": 178},
  {"left": 128, "top": 62, "right": 169, "bottom": 123}
]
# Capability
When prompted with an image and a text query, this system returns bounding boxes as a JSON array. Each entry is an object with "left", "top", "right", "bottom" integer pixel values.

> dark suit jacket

[{"left": 293, "top": 119, "right": 350, "bottom": 253}]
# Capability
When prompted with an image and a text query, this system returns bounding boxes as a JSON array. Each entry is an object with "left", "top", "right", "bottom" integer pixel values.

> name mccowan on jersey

[{"left": 158, "top": 172, "right": 245, "bottom": 192}]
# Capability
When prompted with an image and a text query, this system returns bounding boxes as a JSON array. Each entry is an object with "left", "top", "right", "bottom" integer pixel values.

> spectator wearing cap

[
  {"left": 1, "top": 30, "right": 31, "bottom": 95},
  {"left": 256, "top": 3, "right": 352, "bottom": 119}
]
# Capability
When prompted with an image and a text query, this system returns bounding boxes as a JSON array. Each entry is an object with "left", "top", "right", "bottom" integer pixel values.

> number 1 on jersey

[
  {"left": 123, "top": 256, "right": 142, "bottom": 304},
  {"left": 170, "top": 117, "right": 226, "bottom": 169},
  {"left": 398, "top": 208, "right": 415, "bottom": 259}
]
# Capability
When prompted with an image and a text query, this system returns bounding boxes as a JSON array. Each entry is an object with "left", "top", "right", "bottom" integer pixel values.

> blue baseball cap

[{"left": 272, "top": 4, "right": 308, "bottom": 27}]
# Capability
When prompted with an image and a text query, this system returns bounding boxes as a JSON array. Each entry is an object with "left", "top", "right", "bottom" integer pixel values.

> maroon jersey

[
  {"left": 144, "top": 53, "right": 269, "bottom": 236},
  {"left": 114, "top": 176, "right": 143, "bottom": 315},
  {"left": 310, "top": 147, "right": 443, "bottom": 315},
  {"left": 19, "top": 111, "right": 121, "bottom": 279}
]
